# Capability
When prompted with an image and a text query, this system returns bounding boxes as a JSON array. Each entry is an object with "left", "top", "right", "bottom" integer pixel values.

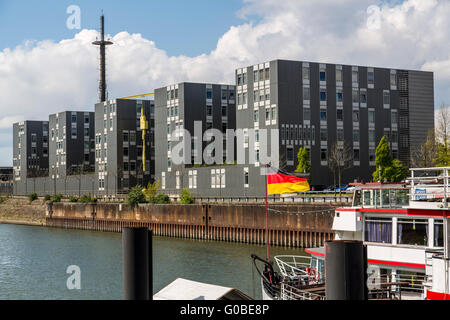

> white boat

[{"left": 253, "top": 166, "right": 450, "bottom": 300}]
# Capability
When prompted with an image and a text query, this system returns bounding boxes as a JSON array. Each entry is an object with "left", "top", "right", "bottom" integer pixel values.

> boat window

[
  {"left": 365, "top": 217, "right": 392, "bottom": 243},
  {"left": 311, "top": 257, "right": 317, "bottom": 269},
  {"left": 374, "top": 189, "right": 381, "bottom": 207},
  {"left": 397, "top": 218, "right": 428, "bottom": 247},
  {"left": 395, "top": 190, "right": 409, "bottom": 206},
  {"left": 363, "top": 190, "right": 372, "bottom": 207},
  {"left": 381, "top": 189, "right": 390, "bottom": 207},
  {"left": 434, "top": 220, "right": 444, "bottom": 247},
  {"left": 353, "top": 190, "right": 362, "bottom": 206},
  {"left": 317, "top": 259, "right": 325, "bottom": 279}
]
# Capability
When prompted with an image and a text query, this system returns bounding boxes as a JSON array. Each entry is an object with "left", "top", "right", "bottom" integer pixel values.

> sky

[{"left": 1, "top": 0, "right": 450, "bottom": 166}]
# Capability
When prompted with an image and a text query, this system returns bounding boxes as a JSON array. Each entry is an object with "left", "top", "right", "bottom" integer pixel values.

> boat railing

[
  {"left": 280, "top": 282, "right": 325, "bottom": 300},
  {"left": 274, "top": 255, "right": 311, "bottom": 278},
  {"left": 369, "top": 274, "right": 426, "bottom": 297},
  {"left": 408, "top": 167, "right": 450, "bottom": 207}
]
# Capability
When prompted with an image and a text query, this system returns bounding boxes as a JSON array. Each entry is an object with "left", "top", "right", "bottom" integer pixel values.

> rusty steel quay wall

[{"left": 45, "top": 203, "right": 336, "bottom": 248}]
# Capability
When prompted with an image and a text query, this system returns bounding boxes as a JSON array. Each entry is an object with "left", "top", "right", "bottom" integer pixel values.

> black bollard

[
  {"left": 123, "top": 227, "right": 152, "bottom": 300},
  {"left": 325, "top": 240, "right": 368, "bottom": 300}
]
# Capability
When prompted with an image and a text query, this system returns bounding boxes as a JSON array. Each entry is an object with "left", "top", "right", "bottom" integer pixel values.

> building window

[
  {"left": 360, "top": 91, "right": 367, "bottom": 104},
  {"left": 369, "top": 149, "right": 375, "bottom": 162},
  {"left": 383, "top": 91, "right": 390, "bottom": 105},
  {"left": 123, "top": 162, "right": 129, "bottom": 171},
  {"left": 336, "top": 88, "right": 343, "bottom": 102},
  {"left": 352, "top": 70, "right": 358, "bottom": 83},
  {"left": 397, "top": 218, "right": 428, "bottom": 246},
  {"left": 391, "top": 110, "right": 398, "bottom": 125},
  {"left": 253, "top": 90, "right": 259, "bottom": 102},
  {"left": 287, "top": 147, "right": 294, "bottom": 162},
  {"left": 354, "top": 149, "right": 360, "bottom": 161},
  {"left": 320, "top": 148, "right": 327, "bottom": 162},
  {"left": 320, "top": 110, "right": 327, "bottom": 122},
  {"left": 368, "top": 110, "right": 375, "bottom": 124},
  {"left": 336, "top": 109, "right": 343, "bottom": 122},
  {"left": 303, "top": 87, "right": 310, "bottom": 101},
  {"left": 254, "top": 110, "right": 259, "bottom": 122},
  {"left": 271, "top": 107, "right": 277, "bottom": 122},
  {"left": 304, "top": 108, "right": 310, "bottom": 121},
  {"left": 352, "top": 89, "right": 359, "bottom": 103},
  {"left": 244, "top": 167, "right": 249, "bottom": 188},
  {"left": 365, "top": 217, "right": 392, "bottom": 243},
  {"left": 353, "top": 129, "right": 359, "bottom": 142},
  {"left": 320, "top": 89, "right": 327, "bottom": 102},
  {"left": 319, "top": 68, "right": 326, "bottom": 81},
  {"left": 123, "top": 132, "right": 129, "bottom": 142},
  {"left": 242, "top": 72, "right": 247, "bottom": 85},
  {"left": 320, "top": 128, "right": 327, "bottom": 141},
  {"left": 72, "top": 115, "right": 77, "bottom": 123},
  {"left": 123, "top": 147, "right": 129, "bottom": 157},
  {"left": 243, "top": 92, "right": 248, "bottom": 104},
  {"left": 253, "top": 70, "right": 259, "bottom": 82},
  {"left": 390, "top": 73, "right": 397, "bottom": 87},
  {"left": 188, "top": 170, "right": 197, "bottom": 189},
  {"left": 368, "top": 70, "right": 375, "bottom": 85},
  {"left": 336, "top": 69, "right": 342, "bottom": 82},
  {"left": 337, "top": 128, "right": 344, "bottom": 141},
  {"left": 206, "top": 105, "right": 212, "bottom": 117},
  {"left": 265, "top": 68, "right": 270, "bottom": 81},
  {"left": 206, "top": 89, "right": 212, "bottom": 100},
  {"left": 303, "top": 66, "right": 309, "bottom": 80},
  {"left": 353, "top": 110, "right": 360, "bottom": 122},
  {"left": 369, "top": 130, "right": 375, "bottom": 143},
  {"left": 434, "top": 220, "right": 444, "bottom": 247}
]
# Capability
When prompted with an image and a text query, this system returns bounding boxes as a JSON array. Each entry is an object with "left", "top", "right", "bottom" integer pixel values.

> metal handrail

[{"left": 274, "top": 255, "right": 311, "bottom": 277}]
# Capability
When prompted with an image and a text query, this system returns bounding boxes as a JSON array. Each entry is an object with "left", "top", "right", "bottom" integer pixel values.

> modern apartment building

[
  {"left": 13, "top": 120, "right": 49, "bottom": 194},
  {"left": 234, "top": 59, "right": 434, "bottom": 190},
  {"left": 49, "top": 111, "right": 95, "bottom": 178},
  {"left": 154, "top": 82, "right": 236, "bottom": 194},
  {"left": 94, "top": 98, "right": 155, "bottom": 195}
]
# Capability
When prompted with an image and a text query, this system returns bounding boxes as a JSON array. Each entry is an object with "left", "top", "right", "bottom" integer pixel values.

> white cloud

[{"left": 1, "top": 0, "right": 450, "bottom": 165}]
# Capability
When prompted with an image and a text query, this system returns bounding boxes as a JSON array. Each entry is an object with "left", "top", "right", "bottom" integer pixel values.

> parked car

[
  {"left": 311, "top": 185, "right": 327, "bottom": 191},
  {"left": 335, "top": 184, "right": 349, "bottom": 192}
]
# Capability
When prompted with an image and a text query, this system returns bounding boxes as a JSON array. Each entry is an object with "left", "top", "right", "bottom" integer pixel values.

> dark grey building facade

[
  {"left": 95, "top": 98, "right": 155, "bottom": 195},
  {"left": 154, "top": 82, "right": 236, "bottom": 196},
  {"left": 49, "top": 111, "right": 95, "bottom": 177},
  {"left": 154, "top": 60, "right": 434, "bottom": 198},
  {"left": 13, "top": 120, "right": 49, "bottom": 194}
]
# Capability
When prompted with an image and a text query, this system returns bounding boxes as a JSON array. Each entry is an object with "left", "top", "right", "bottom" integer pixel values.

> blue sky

[{"left": 0, "top": 0, "right": 248, "bottom": 56}]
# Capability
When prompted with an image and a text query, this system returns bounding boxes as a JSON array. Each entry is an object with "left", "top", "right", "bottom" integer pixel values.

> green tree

[
  {"left": 180, "top": 188, "right": 194, "bottom": 204},
  {"left": 373, "top": 136, "right": 408, "bottom": 182},
  {"left": 295, "top": 148, "right": 310, "bottom": 173},
  {"left": 143, "top": 180, "right": 160, "bottom": 203},
  {"left": 126, "top": 186, "right": 147, "bottom": 207}
]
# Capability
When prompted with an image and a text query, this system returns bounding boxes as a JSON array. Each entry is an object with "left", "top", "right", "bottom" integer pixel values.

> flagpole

[{"left": 265, "top": 163, "right": 270, "bottom": 261}]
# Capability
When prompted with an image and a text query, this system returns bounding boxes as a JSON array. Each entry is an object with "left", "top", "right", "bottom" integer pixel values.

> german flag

[{"left": 267, "top": 172, "right": 310, "bottom": 195}]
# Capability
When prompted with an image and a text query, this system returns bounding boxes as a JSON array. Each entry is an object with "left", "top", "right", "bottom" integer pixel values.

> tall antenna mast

[{"left": 92, "top": 13, "right": 113, "bottom": 102}]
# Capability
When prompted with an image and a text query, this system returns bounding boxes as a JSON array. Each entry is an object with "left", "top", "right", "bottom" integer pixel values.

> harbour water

[{"left": 0, "top": 224, "right": 305, "bottom": 300}]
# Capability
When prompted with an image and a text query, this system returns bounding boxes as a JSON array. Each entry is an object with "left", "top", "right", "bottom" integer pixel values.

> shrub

[
  {"left": 152, "top": 193, "right": 170, "bottom": 204},
  {"left": 126, "top": 186, "right": 147, "bottom": 207},
  {"left": 79, "top": 195, "right": 91, "bottom": 203},
  {"left": 69, "top": 196, "right": 79, "bottom": 203},
  {"left": 179, "top": 188, "right": 194, "bottom": 204},
  {"left": 143, "top": 180, "right": 160, "bottom": 203},
  {"left": 44, "top": 195, "right": 51, "bottom": 201},
  {"left": 29, "top": 193, "right": 38, "bottom": 203},
  {"left": 50, "top": 194, "right": 63, "bottom": 203},
  {"left": 0, "top": 196, "right": 6, "bottom": 204}
]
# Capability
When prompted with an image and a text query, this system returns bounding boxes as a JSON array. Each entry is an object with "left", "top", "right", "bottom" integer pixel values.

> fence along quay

[{"left": 45, "top": 203, "right": 337, "bottom": 248}]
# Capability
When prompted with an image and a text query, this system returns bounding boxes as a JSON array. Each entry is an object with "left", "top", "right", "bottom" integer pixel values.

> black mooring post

[
  {"left": 325, "top": 240, "right": 368, "bottom": 300},
  {"left": 123, "top": 227, "right": 150, "bottom": 300},
  {"left": 148, "top": 229, "right": 153, "bottom": 300}
]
